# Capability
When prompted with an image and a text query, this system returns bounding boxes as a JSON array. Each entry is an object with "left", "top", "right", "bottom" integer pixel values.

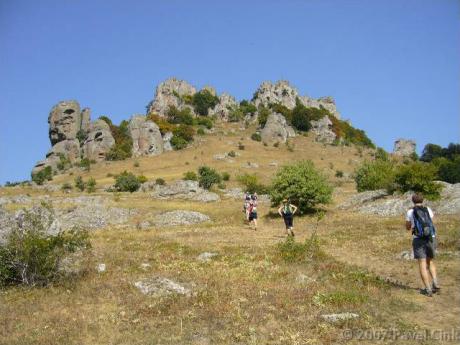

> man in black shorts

[{"left": 278, "top": 199, "right": 297, "bottom": 237}]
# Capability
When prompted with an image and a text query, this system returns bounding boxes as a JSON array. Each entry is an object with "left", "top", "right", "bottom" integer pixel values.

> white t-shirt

[{"left": 406, "top": 206, "right": 435, "bottom": 238}]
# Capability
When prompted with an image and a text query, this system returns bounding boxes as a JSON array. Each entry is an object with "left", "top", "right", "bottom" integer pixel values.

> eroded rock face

[
  {"left": 310, "top": 116, "right": 336, "bottom": 143},
  {"left": 260, "top": 113, "right": 296, "bottom": 144},
  {"left": 48, "top": 100, "right": 87, "bottom": 145},
  {"left": 128, "top": 115, "right": 163, "bottom": 157},
  {"left": 147, "top": 78, "right": 196, "bottom": 116},
  {"left": 150, "top": 180, "right": 220, "bottom": 202},
  {"left": 393, "top": 139, "right": 416, "bottom": 156},
  {"left": 253, "top": 80, "right": 298, "bottom": 109},
  {"left": 209, "top": 93, "right": 238, "bottom": 120},
  {"left": 83, "top": 120, "right": 115, "bottom": 161},
  {"left": 32, "top": 139, "right": 81, "bottom": 175},
  {"left": 162, "top": 131, "right": 173, "bottom": 152}
]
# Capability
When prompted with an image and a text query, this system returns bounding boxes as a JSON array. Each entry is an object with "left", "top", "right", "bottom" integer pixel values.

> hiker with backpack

[
  {"left": 405, "top": 193, "right": 440, "bottom": 297},
  {"left": 278, "top": 199, "right": 298, "bottom": 237},
  {"left": 248, "top": 199, "right": 258, "bottom": 231}
]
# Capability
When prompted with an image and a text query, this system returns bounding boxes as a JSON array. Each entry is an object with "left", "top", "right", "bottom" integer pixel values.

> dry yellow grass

[{"left": 1, "top": 123, "right": 458, "bottom": 345}]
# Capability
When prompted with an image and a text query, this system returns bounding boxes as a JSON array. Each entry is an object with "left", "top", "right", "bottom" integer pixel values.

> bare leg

[
  {"left": 418, "top": 259, "right": 432, "bottom": 290},
  {"left": 426, "top": 258, "right": 438, "bottom": 287},
  {"left": 253, "top": 219, "right": 257, "bottom": 230}
]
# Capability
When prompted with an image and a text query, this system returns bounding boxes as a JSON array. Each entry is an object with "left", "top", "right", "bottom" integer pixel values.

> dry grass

[{"left": 1, "top": 123, "right": 458, "bottom": 345}]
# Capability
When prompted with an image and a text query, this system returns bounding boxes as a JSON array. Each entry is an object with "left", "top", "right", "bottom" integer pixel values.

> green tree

[
  {"left": 74, "top": 176, "right": 86, "bottom": 192},
  {"left": 394, "top": 162, "right": 443, "bottom": 200},
  {"left": 192, "top": 89, "right": 219, "bottom": 116},
  {"left": 198, "top": 166, "right": 221, "bottom": 190},
  {"left": 270, "top": 160, "right": 333, "bottom": 213},
  {"left": 114, "top": 171, "right": 141, "bottom": 192},
  {"left": 354, "top": 160, "right": 396, "bottom": 192}
]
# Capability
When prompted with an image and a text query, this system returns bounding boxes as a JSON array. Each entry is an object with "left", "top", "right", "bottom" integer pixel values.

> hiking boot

[
  {"left": 432, "top": 284, "right": 441, "bottom": 294},
  {"left": 420, "top": 288, "right": 433, "bottom": 297}
]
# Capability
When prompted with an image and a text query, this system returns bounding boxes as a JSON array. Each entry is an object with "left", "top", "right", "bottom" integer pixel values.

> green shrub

[
  {"left": 251, "top": 133, "right": 262, "bottom": 141},
  {"left": 228, "top": 107, "right": 244, "bottom": 122},
  {"left": 394, "top": 162, "right": 443, "bottom": 200},
  {"left": 74, "top": 176, "right": 86, "bottom": 192},
  {"left": 146, "top": 113, "right": 175, "bottom": 135},
  {"left": 79, "top": 158, "right": 91, "bottom": 171},
  {"left": 114, "top": 171, "right": 141, "bottom": 192},
  {"left": 133, "top": 161, "right": 140, "bottom": 168},
  {"left": 276, "top": 235, "right": 324, "bottom": 263},
  {"left": 197, "top": 128, "right": 205, "bottom": 135},
  {"left": 198, "top": 166, "right": 221, "bottom": 190},
  {"left": 227, "top": 150, "right": 236, "bottom": 157},
  {"left": 61, "top": 182, "right": 73, "bottom": 191},
  {"left": 236, "top": 173, "right": 267, "bottom": 194},
  {"left": 196, "top": 116, "right": 213, "bottom": 129},
  {"left": 0, "top": 206, "right": 91, "bottom": 287},
  {"left": 270, "top": 160, "right": 333, "bottom": 214},
  {"left": 291, "top": 103, "right": 312, "bottom": 131},
  {"left": 167, "top": 106, "right": 194, "bottom": 125},
  {"left": 56, "top": 154, "right": 71, "bottom": 171},
  {"left": 238, "top": 143, "right": 245, "bottom": 150},
  {"left": 183, "top": 171, "right": 198, "bottom": 181},
  {"left": 329, "top": 115, "right": 374, "bottom": 148},
  {"left": 221, "top": 172, "right": 230, "bottom": 181},
  {"left": 258, "top": 106, "right": 271, "bottom": 127},
  {"left": 101, "top": 117, "right": 132, "bottom": 161},
  {"left": 335, "top": 170, "right": 344, "bottom": 178},
  {"left": 155, "top": 178, "right": 165, "bottom": 185},
  {"left": 137, "top": 175, "right": 148, "bottom": 184},
  {"left": 354, "top": 160, "right": 396, "bottom": 192},
  {"left": 217, "top": 182, "right": 226, "bottom": 189},
  {"left": 192, "top": 89, "right": 219, "bottom": 116},
  {"left": 239, "top": 100, "right": 257, "bottom": 115},
  {"left": 31, "top": 166, "right": 53, "bottom": 185},
  {"left": 436, "top": 156, "right": 460, "bottom": 183},
  {"left": 270, "top": 103, "right": 292, "bottom": 123},
  {"left": 171, "top": 124, "right": 195, "bottom": 150},
  {"left": 86, "top": 178, "right": 96, "bottom": 193},
  {"left": 374, "top": 147, "right": 389, "bottom": 161},
  {"left": 171, "top": 136, "right": 189, "bottom": 150}
]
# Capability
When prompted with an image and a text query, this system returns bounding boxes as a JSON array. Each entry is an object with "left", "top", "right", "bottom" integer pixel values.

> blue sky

[{"left": 0, "top": 0, "right": 459, "bottom": 184}]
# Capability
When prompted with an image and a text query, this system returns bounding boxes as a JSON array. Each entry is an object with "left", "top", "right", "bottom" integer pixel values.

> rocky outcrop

[
  {"left": 153, "top": 210, "right": 210, "bottom": 227},
  {"left": 147, "top": 78, "right": 196, "bottom": 116},
  {"left": 128, "top": 115, "right": 163, "bottom": 157},
  {"left": 150, "top": 180, "right": 220, "bottom": 202},
  {"left": 210, "top": 93, "right": 238, "bottom": 120},
  {"left": 32, "top": 139, "right": 81, "bottom": 175},
  {"left": 393, "top": 139, "right": 416, "bottom": 156},
  {"left": 83, "top": 120, "right": 115, "bottom": 161},
  {"left": 48, "top": 100, "right": 84, "bottom": 145},
  {"left": 260, "top": 113, "right": 296, "bottom": 144},
  {"left": 300, "top": 96, "right": 341, "bottom": 119},
  {"left": 134, "top": 277, "right": 193, "bottom": 297},
  {"left": 310, "top": 116, "right": 336, "bottom": 143},
  {"left": 162, "top": 131, "right": 173, "bottom": 151}
]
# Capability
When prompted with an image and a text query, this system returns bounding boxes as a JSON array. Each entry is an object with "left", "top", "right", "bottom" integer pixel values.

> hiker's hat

[{"left": 282, "top": 198, "right": 288, "bottom": 203}]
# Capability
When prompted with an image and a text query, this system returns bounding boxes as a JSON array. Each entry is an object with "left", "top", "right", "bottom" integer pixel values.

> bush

[
  {"left": 236, "top": 173, "right": 267, "bottom": 194},
  {"left": 171, "top": 124, "right": 195, "bottom": 150},
  {"left": 197, "top": 128, "right": 205, "bottom": 135},
  {"left": 114, "top": 171, "right": 141, "bottom": 192},
  {"left": 79, "top": 158, "right": 91, "bottom": 171},
  {"left": 291, "top": 103, "right": 312, "bottom": 131},
  {"left": 155, "top": 178, "right": 165, "bottom": 185},
  {"left": 101, "top": 117, "right": 132, "bottom": 161},
  {"left": 183, "top": 171, "right": 198, "bottom": 181},
  {"left": 335, "top": 170, "right": 344, "bottom": 178},
  {"left": 198, "top": 166, "right": 221, "bottom": 190},
  {"left": 137, "top": 175, "right": 148, "bottom": 184},
  {"left": 329, "top": 115, "right": 375, "bottom": 148},
  {"left": 238, "top": 143, "right": 245, "bottom": 150},
  {"left": 170, "top": 136, "right": 189, "bottom": 150},
  {"left": 196, "top": 116, "right": 213, "bottom": 129},
  {"left": 436, "top": 156, "right": 460, "bottom": 183},
  {"left": 86, "top": 178, "right": 96, "bottom": 193},
  {"left": 374, "top": 147, "right": 389, "bottom": 161},
  {"left": 257, "top": 106, "right": 271, "bottom": 127},
  {"left": 56, "top": 154, "right": 71, "bottom": 171},
  {"left": 74, "top": 176, "right": 86, "bottom": 192},
  {"left": 239, "top": 100, "right": 257, "bottom": 115},
  {"left": 354, "top": 160, "right": 396, "bottom": 192},
  {"left": 251, "top": 133, "right": 262, "bottom": 141},
  {"left": 134, "top": 161, "right": 140, "bottom": 168},
  {"left": 394, "top": 162, "right": 443, "bottom": 200},
  {"left": 32, "top": 166, "right": 53, "bottom": 185},
  {"left": 0, "top": 205, "right": 91, "bottom": 286},
  {"left": 227, "top": 150, "right": 236, "bottom": 157},
  {"left": 167, "top": 106, "right": 194, "bottom": 125},
  {"left": 228, "top": 107, "right": 244, "bottom": 122},
  {"left": 270, "top": 160, "right": 333, "bottom": 214},
  {"left": 192, "top": 89, "right": 219, "bottom": 116},
  {"left": 146, "top": 113, "right": 175, "bottom": 135},
  {"left": 221, "top": 172, "right": 230, "bottom": 181},
  {"left": 61, "top": 183, "right": 72, "bottom": 191},
  {"left": 277, "top": 236, "right": 324, "bottom": 263}
]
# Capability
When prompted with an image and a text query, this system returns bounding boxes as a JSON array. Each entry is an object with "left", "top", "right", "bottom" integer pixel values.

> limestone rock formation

[
  {"left": 128, "top": 115, "right": 163, "bottom": 157},
  {"left": 310, "top": 116, "right": 336, "bottom": 143},
  {"left": 253, "top": 80, "right": 298, "bottom": 109},
  {"left": 147, "top": 78, "right": 196, "bottom": 116},
  {"left": 48, "top": 100, "right": 83, "bottom": 145},
  {"left": 134, "top": 277, "right": 193, "bottom": 297},
  {"left": 32, "top": 139, "right": 81, "bottom": 175},
  {"left": 162, "top": 131, "right": 173, "bottom": 151},
  {"left": 150, "top": 180, "right": 220, "bottom": 202},
  {"left": 393, "top": 139, "right": 416, "bottom": 156},
  {"left": 153, "top": 210, "right": 210, "bottom": 227},
  {"left": 83, "top": 120, "right": 115, "bottom": 161},
  {"left": 300, "top": 96, "right": 341, "bottom": 119},
  {"left": 210, "top": 92, "right": 238, "bottom": 120},
  {"left": 260, "top": 113, "right": 296, "bottom": 144}
]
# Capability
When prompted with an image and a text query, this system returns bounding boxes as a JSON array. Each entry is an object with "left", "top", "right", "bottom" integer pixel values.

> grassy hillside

[{"left": 1, "top": 122, "right": 458, "bottom": 345}]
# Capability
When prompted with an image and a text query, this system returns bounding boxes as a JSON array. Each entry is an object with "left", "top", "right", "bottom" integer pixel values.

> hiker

[
  {"left": 243, "top": 192, "right": 251, "bottom": 221},
  {"left": 405, "top": 193, "right": 440, "bottom": 297},
  {"left": 278, "top": 199, "right": 297, "bottom": 237},
  {"left": 248, "top": 199, "right": 258, "bottom": 231},
  {"left": 251, "top": 192, "right": 258, "bottom": 205}
]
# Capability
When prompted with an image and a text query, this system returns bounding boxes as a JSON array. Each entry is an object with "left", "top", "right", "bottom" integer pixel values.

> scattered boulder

[
  {"left": 260, "top": 113, "right": 296, "bottom": 145},
  {"left": 150, "top": 180, "right": 220, "bottom": 202},
  {"left": 147, "top": 78, "right": 196, "bottom": 116},
  {"left": 134, "top": 277, "right": 193, "bottom": 297},
  {"left": 338, "top": 190, "right": 389, "bottom": 209},
  {"left": 197, "top": 252, "right": 218, "bottom": 262},
  {"left": 224, "top": 188, "right": 244, "bottom": 199},
  {"left": 96, "top": 263, "right": 106, "bottom": 273},
  {"left": 162, "top": 131, "right": 173, "bottom": 151},
  {"left": 153, "top": 210, "right": 210, "bottom": 227},
  {"left": 393, "top": 139, "right": 416, "bottom": 156},
  {"left": 128, "top": 115, "right": 163, "bottom": 157},
  {"left": 83, "top": 119, "right": 115, "bottom": 161},
  {"left": 320, "top": 312, "right": 359, "bottom": 323},
  {"left": 310, "top": 116, "right": 336, "bottom": 144}
]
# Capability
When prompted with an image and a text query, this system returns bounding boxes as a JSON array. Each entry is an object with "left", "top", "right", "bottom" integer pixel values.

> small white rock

[{"left": 96, "top": 263, "right": 106, "bottom": 273}]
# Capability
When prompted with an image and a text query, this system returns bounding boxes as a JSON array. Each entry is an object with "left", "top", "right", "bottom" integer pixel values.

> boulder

[
  {"left": 134, "top": 277, "right": 193, "bottom": 297},
  {"left": 393, "top": 139, "right": 416, "bottom": 156},
  {"left": 48, "top": 100, "right": 83, "bottom": 145},
  {"left": 260, "top": 113, "right": 296, "bottom": 144},
  {"left": 310, "top": 116, "right": 336, "bottom": 144},
  {"left": 83, "top": 120, "right": 115, "bottom": 161},
  {"left": 150, "top": 180, "right": 220, "bottom": 202},
  {"left": 338, "top": 189, "right": 389, "bottom": 209},
  {"left": 32, "top": 139, "right": 81, "bottom": 175},
  {"left": 210, "top": 93, "right": 238, "bottom": 120},
  {"left": 197, "top": 252, "right": 218, "bottom": 262},
  {"left": 128, "top": 115, "right": 163, "bottom": 157},
  {"left": 154, "top": 210, "right": 210, "bottom": 227},
  {"left": 147, "top": 78, "right": 196, "bottom": 116},
  {"left": 320, "top": 313, "right": 359, "bottom": 323},
  {"left": 162, "top": 131, "right": 173, "bottom": 151}
]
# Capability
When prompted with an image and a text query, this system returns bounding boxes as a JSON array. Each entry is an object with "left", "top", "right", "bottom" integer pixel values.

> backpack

[
  {"left": 412, "top": 206, "right": 436, "bottom": 239},
  {"left": 283, "top": 204, "right": 293, "bottom": 215}
]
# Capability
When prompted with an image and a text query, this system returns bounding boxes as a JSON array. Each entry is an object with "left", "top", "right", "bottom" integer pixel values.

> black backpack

[{"left": 412, "top": 206, "right": 436, "bottom": 239}]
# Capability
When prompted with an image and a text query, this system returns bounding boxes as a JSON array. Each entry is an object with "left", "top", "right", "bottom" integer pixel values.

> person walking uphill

[
  {"left": 405, "top": 193, "right": 440, "bottom": 297},
  {"left": 278, "top": 199, "right": 297, "bottom": 237}
]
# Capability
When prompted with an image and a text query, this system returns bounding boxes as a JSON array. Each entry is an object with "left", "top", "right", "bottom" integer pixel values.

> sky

[{"left": 0, "top": 0, "right": 459, "bottom": 184}]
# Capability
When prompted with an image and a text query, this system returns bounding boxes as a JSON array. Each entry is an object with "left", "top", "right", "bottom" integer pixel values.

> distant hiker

[
  {"left": 248, "top": 200, "right": 258, "bottom": 231},
  {"left": 243, "top": 192, "right": 251, "bottom": 221},
  {"left": 405, "top": 193, "right": 440, "bottom": 297},
  {"left": 251, "top": 192, "right": 258, "bottom": 205},
  {"left": 278, "top": 199, "right": 298, "bottom": 236}
]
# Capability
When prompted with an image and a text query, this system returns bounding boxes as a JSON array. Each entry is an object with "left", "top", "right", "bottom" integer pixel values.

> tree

[
  {"left": 114, "top": 171, "right": 141, "bottom": 192},
  {"left": 394, "top": 162, "right": 443, "bottom": 200},
  {"left": 198, "top": 166, "right": 221, "bottom": 190},
  {"left": 420, "top": 143, "right": 443, "bottom": 162},
  {"left": 354, "top": 160, "right": 396, "bottom": 192},
  {"left": 192, "top": 89, "right": 219, "bottom": 116},
  {"left": 291, "top": 104, "right": 311, "bottom": 131},
  {"left": 270, "top": 160, "right": 333, "bottom": 213}
]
